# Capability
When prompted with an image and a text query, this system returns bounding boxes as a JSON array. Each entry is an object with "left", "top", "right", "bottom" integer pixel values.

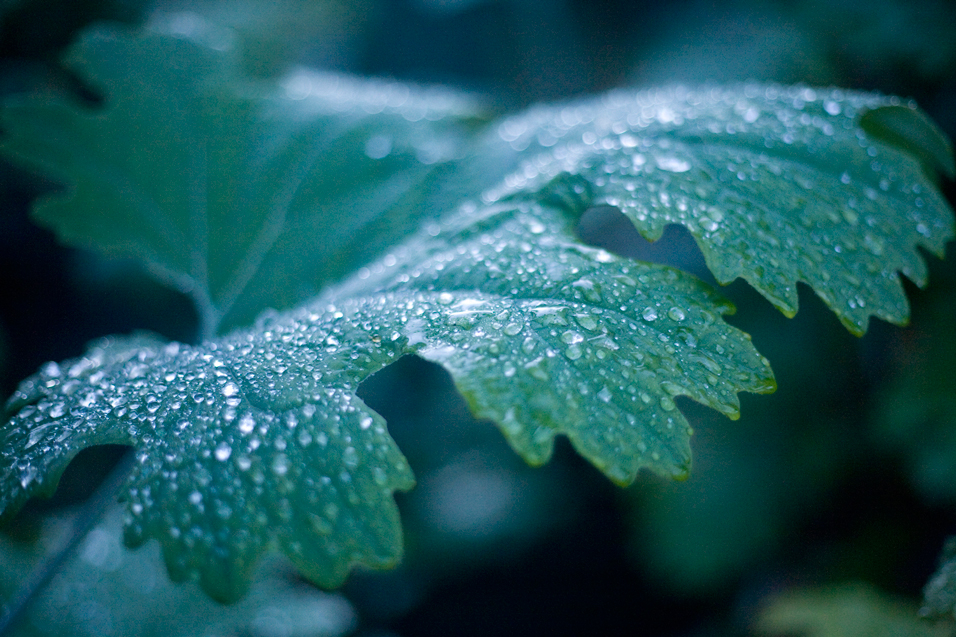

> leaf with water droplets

[
  {"left": 0, "top": 169, "right": 775, "bottom": 600},
  {"left": 1, "top": 326, "right": 415, "bottom": 602},
  {"left": 341, "top": 173, "right": 776, "bottom": 483},
  {"left": 493, "top": 85, "right": 954, "bottom": 335},
  {"left": 1, "top": 18, "right": 952, "bottom": 604}
]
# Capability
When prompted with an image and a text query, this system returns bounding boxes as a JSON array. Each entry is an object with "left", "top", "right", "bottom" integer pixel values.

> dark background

[{"left": 1, "top": 1, "right": 955, "bottom": 635}]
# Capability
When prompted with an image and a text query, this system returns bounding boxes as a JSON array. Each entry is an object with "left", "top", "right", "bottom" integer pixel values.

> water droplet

[
  {"left": 272, "top": 453, "right": 289, "bottom": 476},
  {"left": 655, "top": 156, "right": 691, "bottom": 173},
  {"left": 667, "top": 307, "right": 686, "bottom": 322},
  {"left": 239, "top": 413, "right": 255, "bottom": 434},
  {"left": 524, "top": 357, "right": 550, "bottom": 380},
  {"left": 360, "top": 416, "right": 373, "bottom": 430},
  {"left": 642, "top": 307, "right": 658, "bottom": 321},
  {"left": 364, "top": 134, "right": 392, "bottom": 159},
  {"left": 564, "top": 345, "right": 583, "bottom": 360},
  {"left": 503, "top": 322, "right": 523, "bottom": 336},
  {"left": 222, "top": 382, "right": 239, "bottom": 397},
  {"left": 19, "top": 466, "right": 37, "bottom": 489},
  {"left": 214, "top": 442, "right": 232, "bottom": 461},
  {"left": 343, "top": 446, "right": 359, "bottom": 468},
  {"left": 561, "top": 331, "right": 584, "bottom": 345},
  {"left": 574, "top": 313, "right": 598, "bottom": 331}
]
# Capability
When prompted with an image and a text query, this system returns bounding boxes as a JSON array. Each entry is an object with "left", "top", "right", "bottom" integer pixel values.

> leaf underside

[{"left": 1, "top": 20, "right": 952, "bottom": 600}]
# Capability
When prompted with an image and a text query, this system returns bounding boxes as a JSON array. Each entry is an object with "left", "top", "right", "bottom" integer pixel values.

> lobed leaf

[
  {"left": 0, "top": 19, "right": 952, "bottom": 601},
  {"left": 0, "top": 19, "right": 491, "bottom": 338},
  {"left": 491, "top": 84, "right": 954, "bottom": 334},
  {"left": 0, "top": 172, "right": 775, "bottom": 599}
]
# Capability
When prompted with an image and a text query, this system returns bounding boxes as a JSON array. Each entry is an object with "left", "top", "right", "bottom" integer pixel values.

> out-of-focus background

[{"left": 1, "top": 1, "right": 955, "bottom": 635}]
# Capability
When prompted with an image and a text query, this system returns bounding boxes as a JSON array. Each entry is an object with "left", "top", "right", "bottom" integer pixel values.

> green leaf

[
  {"left": 0, "top": 20, "right": 489, "bottom": 338},
  {"left": 3, "top": 327, "right": 416, "bottom": 602},
  {"left": 922, "top": 537, "right": 956, "bottom": 621},
  {"left": 0, "top": 504, "right": 357, "bottom": 637},
  {"left": 757, "top": 582, "right": 948, "bottom": 637},
  {"left": 0, "top": 173, "right": 774, "bottom": 599},
  {"left": 0, "top": 20, "right": 952, "bottom": 601},
  {"left": 860, "top": 104, "right": 956, "bottom": 180},
  {"left": 492, "top": 85, "right": 954, "bottom": 335}
]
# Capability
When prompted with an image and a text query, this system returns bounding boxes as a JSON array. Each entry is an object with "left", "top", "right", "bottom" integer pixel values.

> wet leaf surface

[{"left": 0, "top": 19, "right": 952, "bottom": 600}]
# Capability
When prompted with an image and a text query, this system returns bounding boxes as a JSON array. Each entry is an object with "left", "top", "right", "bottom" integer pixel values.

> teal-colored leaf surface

[
  {"left": 343, "top": 173, "right": 776, "bottom": 482},
  {"left": 3, "top": 321, "right": 416, "bottom": 602},
  {"left": 1, "top": 19, "right": 952, "bottom": 601},
  {"left": 0, "top": 175, "right": 775, "bottom": 598},
  {"left": 0, "top": 505, "right": 356, "bottom": 637},
  {"left": 0, "top": 20, "right": 487, "bottom": 338},
  {"left": 490, "top": 85, "right": 954, "bottom": 334}
]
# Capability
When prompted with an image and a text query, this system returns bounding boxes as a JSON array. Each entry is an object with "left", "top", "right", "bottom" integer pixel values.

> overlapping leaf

[
  {"left": 0, "top": 19, "right": 493, "bottom": 337},
  {"left": 0, "top": 171, "right": 775, "bottom": 599},
  {"left": 0, "top": 18, "right": 952, "bottom": 601},
  {"left": 758, "top": 582, "right": 946, "bottom": 637},
  {"left": 491, "top": 84, "right": 954, "bottom": 334}
]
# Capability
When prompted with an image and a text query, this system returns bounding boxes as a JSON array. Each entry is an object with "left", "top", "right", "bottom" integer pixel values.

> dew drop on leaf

[{"left": 214, "top": 442, "right": 232, "bottom": 461}]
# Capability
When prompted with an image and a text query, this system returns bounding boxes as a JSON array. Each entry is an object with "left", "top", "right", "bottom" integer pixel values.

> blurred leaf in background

[
  {"left": 0, "top": 504, "right": 357, "bottom": 637},
  {"left": 756, "top": 581, "right": 950, "bottom": 637}
]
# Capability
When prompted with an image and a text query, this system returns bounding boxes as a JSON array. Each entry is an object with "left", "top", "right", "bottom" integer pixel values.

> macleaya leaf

[
  {"left": 0, "top": 171, "right": 775, "bottom": 600},
  {"left": 0, "top": 18, "right": 952, "bottom": 600},
  {"left": 493, "top": 84, "right": 954, "bottom": 335},
  {"left": 0, "top": 18, "right": 491, "bottom": 338}
]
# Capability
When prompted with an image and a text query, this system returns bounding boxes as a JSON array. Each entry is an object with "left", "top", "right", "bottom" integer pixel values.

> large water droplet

[
  {"left": 655, "top": 156, "right": 691, "bottom": 173},
  {"left": 503, "top": 322, "right": 523, "bottom": 336},
  {"left": 574, "top": 313, "right": 598, "bottom": 331},
  {"left": 214, "top": 442, "right": 232, "bottom": 461}
]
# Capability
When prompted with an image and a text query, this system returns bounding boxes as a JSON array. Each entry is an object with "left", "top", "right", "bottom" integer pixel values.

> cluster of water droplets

[
  {"left": 326, "top": 174, "right": 776, "bottom": 484},
  {"left": 489, "top": 84, "right": 953, "bottom": 334},
  {"left": 1, "top": 303, "right": 433, "bottom": 598},
  {"left": 12, "top": 60, "right": 951, "bottom": 594}
]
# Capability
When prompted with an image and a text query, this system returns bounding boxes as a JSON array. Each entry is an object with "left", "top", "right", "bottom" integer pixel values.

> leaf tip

[{"left": 860, "top": 104, "right": 956, "bottom": 180}]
